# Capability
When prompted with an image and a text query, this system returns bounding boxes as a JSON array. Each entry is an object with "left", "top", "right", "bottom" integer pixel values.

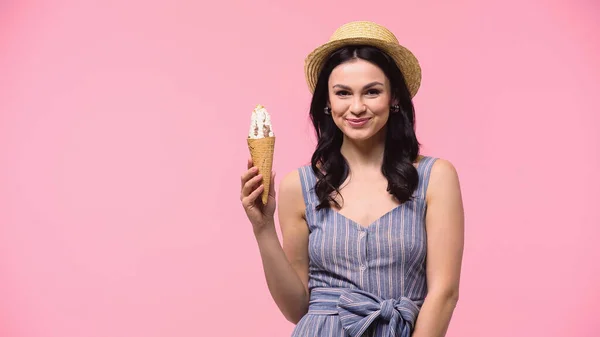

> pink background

[{"left": 1, "top": 0, "right": 599, "bottom": 336}]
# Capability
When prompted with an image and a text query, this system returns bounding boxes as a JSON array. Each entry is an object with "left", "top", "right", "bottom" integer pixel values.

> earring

[
  {"left": 391, "top": 105, "right": 400, "bottom": 113},
  {"left": 324, "top": 107, "right": 331, "bottom": 115}
]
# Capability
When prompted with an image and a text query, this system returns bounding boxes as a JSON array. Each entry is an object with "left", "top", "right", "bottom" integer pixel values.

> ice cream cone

[{"left": 247, "top": 136, "right": 275, "bottom": 204}]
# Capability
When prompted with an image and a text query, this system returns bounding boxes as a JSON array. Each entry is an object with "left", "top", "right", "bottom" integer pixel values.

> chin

[{"left": 342, "top": 128, "right": 378, "bottom": 141}]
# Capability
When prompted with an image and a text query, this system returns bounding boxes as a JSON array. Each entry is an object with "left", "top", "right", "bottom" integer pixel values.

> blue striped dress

[{"left": 291, "top": 156, "right": 437, "bottom": 337}]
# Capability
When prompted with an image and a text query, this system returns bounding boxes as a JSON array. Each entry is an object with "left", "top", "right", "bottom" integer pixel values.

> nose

[{"left": 349, "top": 96, "right": 366, "bottom": 115}]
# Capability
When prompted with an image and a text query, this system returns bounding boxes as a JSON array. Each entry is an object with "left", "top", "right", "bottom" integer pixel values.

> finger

[
  {"left": 247, "top": 158, "right": 253, "bottom": 170},
  {"left": 268, "top": 171, "right": 276, "bottom": 198},
  {"left": 242, "top": 173, "right": 263, "bottom": 197},
  {"left": 240, "top": 166, "right": 259, "bottom": 189},
  {"left": 242, "top": 184, "right": 264, "bottom": 207}
]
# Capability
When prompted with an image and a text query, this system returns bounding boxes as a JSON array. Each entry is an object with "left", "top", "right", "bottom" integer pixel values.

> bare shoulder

[
  {"left": 277, "top": 169, "right": 306, "bottom": 221},
  {"left": 430, "top": 158, "right": 460, "bottom": 181},
  {"left": 279, "top": 169, "right": 302, "bottom": 195},
  {"left": 426, "top": 158, "right": 462, "bottom": 202}
]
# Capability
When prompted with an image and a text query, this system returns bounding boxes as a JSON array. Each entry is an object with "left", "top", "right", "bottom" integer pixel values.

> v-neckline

[
  {"left": 329, "top": 204, "right": 403, "bottom": 230},
  {"left": 318, "top": 156, "right": 426, "bottom": 230}
]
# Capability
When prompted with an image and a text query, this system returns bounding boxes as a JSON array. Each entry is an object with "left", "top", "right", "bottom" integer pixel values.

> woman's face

[{"left": 327, "top": 58, "right": 393, "bottom": 142}]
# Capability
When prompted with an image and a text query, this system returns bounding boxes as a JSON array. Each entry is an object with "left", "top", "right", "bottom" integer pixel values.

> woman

[{"left": 240, "top": 21, "right": 464, "bottom": 337}]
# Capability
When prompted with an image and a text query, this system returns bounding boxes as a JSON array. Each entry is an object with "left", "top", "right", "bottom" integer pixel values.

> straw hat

[{"left": 304, "top": 21, "right": 422, "bottom": 98}]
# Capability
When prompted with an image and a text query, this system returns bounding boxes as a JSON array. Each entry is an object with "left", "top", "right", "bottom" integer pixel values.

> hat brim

[{"left": 304, "top": 37, "right": 422, "bottom": 98}]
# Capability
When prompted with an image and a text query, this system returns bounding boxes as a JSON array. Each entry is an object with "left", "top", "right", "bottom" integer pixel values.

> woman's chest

[{"left": 332, "top": 178, "right": 401, "bottom": 228}]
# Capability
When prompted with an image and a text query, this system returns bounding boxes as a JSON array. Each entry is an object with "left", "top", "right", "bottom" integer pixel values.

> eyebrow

[{"left": 332, "top": 81, "right": 385, "bottom": 90}]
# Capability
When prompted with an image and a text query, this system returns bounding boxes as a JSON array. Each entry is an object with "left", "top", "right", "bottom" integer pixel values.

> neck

[{"left": 340, "top": 132, "right": 386, "bottom": 172}]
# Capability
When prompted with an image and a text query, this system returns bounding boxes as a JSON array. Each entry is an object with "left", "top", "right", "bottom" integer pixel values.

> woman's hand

[{"left": 240, "top": 158, "right": 276, "bottom": 234}]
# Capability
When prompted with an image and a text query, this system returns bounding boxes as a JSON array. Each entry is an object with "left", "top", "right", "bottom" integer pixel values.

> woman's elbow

[
  {"left": 281, "top": 300, "right": 308, "bottom": 325},
  {"left": 448, "top": 290, "right": 459, "bottom": 306},
  {"left": 429, "top": 287, "right": 460, "bottom": 306},
  {"left": 283, "top": 309, "right": 306, "bottom": 325}
]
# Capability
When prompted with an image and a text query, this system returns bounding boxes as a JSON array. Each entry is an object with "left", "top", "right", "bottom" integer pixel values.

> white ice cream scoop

[{"left": 249, "top": 104, "right": 274, "bottom": 139}]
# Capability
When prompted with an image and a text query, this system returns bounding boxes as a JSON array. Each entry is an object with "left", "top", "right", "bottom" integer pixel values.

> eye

[
  {"left": 335, "top": 90, "right": 351, "bottom": 97},
  {"left": 365, "top": 89, "right": 381, "bottom": 96}
]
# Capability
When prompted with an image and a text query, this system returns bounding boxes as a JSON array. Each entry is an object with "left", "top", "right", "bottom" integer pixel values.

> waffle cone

[{"left": 247, "top": 136, "right": 275, "bottom": 204}]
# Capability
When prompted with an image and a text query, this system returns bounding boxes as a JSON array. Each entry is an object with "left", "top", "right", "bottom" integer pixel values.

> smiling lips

[{"left": 346, "top": 117, "right": 371, "bottom": 128}]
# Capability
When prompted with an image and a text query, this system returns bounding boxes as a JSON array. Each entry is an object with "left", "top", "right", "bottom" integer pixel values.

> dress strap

[
  {"left": 415, "top": 156, "right": 438, "bottom": 200},
  {"left": 298, "top": 165, "right": 318, "bottom": 208}
]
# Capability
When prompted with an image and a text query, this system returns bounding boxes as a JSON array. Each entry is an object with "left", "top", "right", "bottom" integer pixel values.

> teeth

[{"left": 249, "top": 104, "right": 274, "bottom": 139}]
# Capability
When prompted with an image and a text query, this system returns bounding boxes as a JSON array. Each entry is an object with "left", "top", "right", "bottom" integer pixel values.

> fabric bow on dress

[{"left": 337, "top": 289, "right": 420, "bottom": 337}]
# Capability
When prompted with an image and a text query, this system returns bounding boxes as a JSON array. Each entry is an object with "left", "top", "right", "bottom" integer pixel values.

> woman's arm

[
  {"left": 412, "top": 159, "right": 465, "bottom": 337},
  {"left": 254, "top": 170, "right": 310, "bottom": 324}
]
